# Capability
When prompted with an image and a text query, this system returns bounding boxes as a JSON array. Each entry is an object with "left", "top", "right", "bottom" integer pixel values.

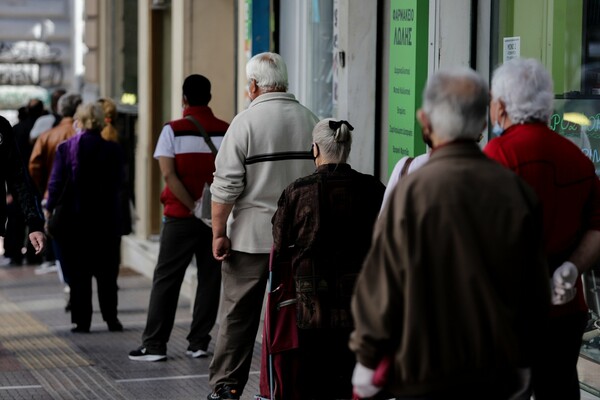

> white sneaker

[
  {"left": 186, "top": 347, "right": 209, "bottom": 358},
  {"left": 34, "top": 262, "right": 58, "bottom": 274}
]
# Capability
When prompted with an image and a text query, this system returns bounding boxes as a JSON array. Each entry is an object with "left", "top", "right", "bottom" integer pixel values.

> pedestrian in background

[
  {"left": 5, "top": 98, "right": 45, "bottom": 266},
  {"left": 350, "top": 67, "right": 550, "bottom": 400},
  {"left": 0, "top": 115, "right": 46, "bottom": 265},
  {"left": 98, "top": 97, "right": 119, "bottom": 143},
  {"left": 129, "top": 75, "right": 228, "bottom": 362},
  {"left": 207, "top": 52, "right": 319, "bottom": 400},
  {"left": 47, "top": 102, "right": 123, "bottom": 333},
  {"left": 485, "top": 57, "right": 600, "bottom": 400},
  {"left": 29, "top": 92, "right": 82, "bottom": 201},
  {"left": 96, "top": 96, "right": 134, "bottom": 236},
  {"left": 261, "top": 118, "right": 384, "bottom": 399},
  {"left": 29, "top": 92, "right": 82, "bottom": 305},
  {"left": 30, "top": 88, "right": 67, "bottom": 143}
]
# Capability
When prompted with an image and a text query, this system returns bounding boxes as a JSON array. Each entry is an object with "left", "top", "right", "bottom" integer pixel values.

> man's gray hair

[
  {"left": 422, "top": 67, "right": 489, "bottom": 142},
  {"left": 246, "top": 52, "right": 288, "bottom": 92},
  {"left": 57, "top": 92, "right": 82, "bottom": 118},
  {"left": 491, "top": 58, "right": 554, "bottom": 124}
]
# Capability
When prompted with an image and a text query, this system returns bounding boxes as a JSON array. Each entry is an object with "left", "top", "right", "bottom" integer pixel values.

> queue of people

[
  {"left": 1, "top": 91, "right": 128, "bottom": 332},
  {"left": 1, "top": 53, "right": 598, "bottom": 400}
]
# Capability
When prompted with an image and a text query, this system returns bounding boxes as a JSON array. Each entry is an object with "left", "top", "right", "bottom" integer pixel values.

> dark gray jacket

[{"left": 0, "top": 115, "right": 44, "bottom": 236}]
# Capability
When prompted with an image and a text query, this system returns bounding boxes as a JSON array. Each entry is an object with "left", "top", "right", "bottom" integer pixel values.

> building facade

[
  {"left": 82, "top": 1, "right": 600, "bottom": 395},
  {"left": 0, "top": 0, "right": 78, "bottom": 122}
]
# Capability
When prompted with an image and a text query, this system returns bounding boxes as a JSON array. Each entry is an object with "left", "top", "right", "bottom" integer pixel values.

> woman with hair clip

[{"left": 263, "top": 119, "right": 385, "bottom": 400}]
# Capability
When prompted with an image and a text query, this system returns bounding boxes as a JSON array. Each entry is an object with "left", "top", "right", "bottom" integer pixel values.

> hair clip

[{"left": 329, "top": 120, "right": 354, "bottom": 131}]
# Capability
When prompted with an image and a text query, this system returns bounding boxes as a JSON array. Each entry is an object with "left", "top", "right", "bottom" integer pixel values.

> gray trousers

[
  {"left": 142, "top": 217, "right": 221, "bottom": 353},
  {"left": 208, "top": 251, "right": 269, "bottom": 394}
]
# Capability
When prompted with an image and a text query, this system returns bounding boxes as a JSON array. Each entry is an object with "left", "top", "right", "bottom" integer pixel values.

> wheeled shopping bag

[{"left": 255, "top": 247, "right": 300, "bottom": 400}]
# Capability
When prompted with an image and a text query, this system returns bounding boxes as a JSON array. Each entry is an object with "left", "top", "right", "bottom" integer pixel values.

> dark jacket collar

[
  {"left": 429, "top": 140, "right": 483, "bottom": 162},
  {"left": 316, "top": 163, "right": 352, "bottom": 174}
]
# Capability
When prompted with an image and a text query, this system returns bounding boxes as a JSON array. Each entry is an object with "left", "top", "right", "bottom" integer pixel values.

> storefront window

[
  {"left": 279, "top": 0, "right": 333, "bottom": 119},
  {"left": 307, "top": 0, "right": 334, "bottom": 118},
  {"left": 492, "top": 1, "right": 600, "bottom": 395}
]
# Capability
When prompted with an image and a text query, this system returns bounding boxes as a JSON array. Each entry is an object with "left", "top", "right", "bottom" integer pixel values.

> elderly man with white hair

[
  {"left": 349, "top": 67, "right": 551, "bottom": 400},
  {"left": 485, "top": 57, "right": 600, "bottom": 400},
  {"left": 206, "top": 52, "right": 319, "bottom": 400}
]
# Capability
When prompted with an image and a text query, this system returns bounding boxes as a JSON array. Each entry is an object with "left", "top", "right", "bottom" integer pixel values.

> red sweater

[{"left": 485, "top": 122, "right": 600, "bottom": 316}]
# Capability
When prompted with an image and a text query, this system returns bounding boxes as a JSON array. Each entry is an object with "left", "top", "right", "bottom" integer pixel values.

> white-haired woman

[
  {"left": 47, "top": 102, "right": 124, "bottom": 333},
  {"left": 485, "top": 58, "right": 600, "bottom": 400},
  {"left": 261, "top": 119, "right": 385, "bottom": 399}
]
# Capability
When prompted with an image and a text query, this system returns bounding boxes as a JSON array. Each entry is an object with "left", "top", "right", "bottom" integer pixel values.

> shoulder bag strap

[
  {"left": 399, "top": 156, "right": 414, "bottom": 179},
  {"left": 185, "top": 115, "right": 218, "bottom": 155}
]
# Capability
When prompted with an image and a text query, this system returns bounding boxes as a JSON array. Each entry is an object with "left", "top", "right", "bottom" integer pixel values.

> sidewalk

[
  {"left": 0, "top": 261, "right": 597, "bottom": 400},
  {"left": 0, "top": 262, "right": 261, "bottom": 400}
]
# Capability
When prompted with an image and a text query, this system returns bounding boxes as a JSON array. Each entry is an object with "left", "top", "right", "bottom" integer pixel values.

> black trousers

[
  {"left": 142, "top": 217, "right": 221, "bottom": 353},
  {"left": 531, "top": 311, "right": 588, "bottom": 400},
  {"left": 3, "top": 200, "right": 25, "bottom": 262},
  {"left": 59, "top": 234, "right": 121, "bottom": 329}
]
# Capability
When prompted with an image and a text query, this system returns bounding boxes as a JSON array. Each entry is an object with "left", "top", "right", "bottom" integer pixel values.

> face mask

[
  {"left": 492, "top": 122, "right": 504, "bottom": 137},
  {"left": 492, "top": 115, "right": 505, "bottom": 137}
]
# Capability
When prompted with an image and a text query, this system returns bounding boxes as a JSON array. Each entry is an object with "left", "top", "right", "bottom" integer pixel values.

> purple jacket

[{"left": 47, "top": 129, "right": 123, "bottom": 237}]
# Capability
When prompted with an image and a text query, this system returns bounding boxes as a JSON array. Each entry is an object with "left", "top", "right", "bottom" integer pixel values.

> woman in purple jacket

[{"left": 47, "top": 102, "right": 124, "bottom": 333}]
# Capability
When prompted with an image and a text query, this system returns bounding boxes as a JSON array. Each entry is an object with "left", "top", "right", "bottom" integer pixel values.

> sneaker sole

[
  {"left": 186, "top": 349, "right": 209, "bottom": 358},
  {"left": 128, "top": 354, "right": 166, "bottom": 362}
]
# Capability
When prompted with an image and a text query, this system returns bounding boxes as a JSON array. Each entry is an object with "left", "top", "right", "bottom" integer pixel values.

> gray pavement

[
  {"left": 0, "top": 262, "right": 261, "bottom": 400},
  {"left": 0, "top": 261, "right": 598, "bottom": 400}
]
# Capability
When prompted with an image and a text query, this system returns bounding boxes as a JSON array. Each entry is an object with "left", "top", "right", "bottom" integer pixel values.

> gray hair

[
  {"left": 57, "top": 92, "right": 82, "bottom": 118},
  {"left": 491, "top": 58, "right": 554, "bottom": 124},
  {"left": 246, "top": 52, "right": 288, "bottom": 92},
  {"left": 312, "top": 118, "right": 353, "bottom": 163},
  {"left": 422, "top": 67, "right": 489, "bottom": 142},
  {"left": 75, "top": 102, "right": 105, "bottom": 131}
]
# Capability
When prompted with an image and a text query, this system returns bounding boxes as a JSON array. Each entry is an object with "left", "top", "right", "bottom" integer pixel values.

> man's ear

[
  {"left": 249, "top": 79, "right": 258, "bottom": 95},
  {"left": 416, "top": 109, "right": 430, "bottom": 133}
]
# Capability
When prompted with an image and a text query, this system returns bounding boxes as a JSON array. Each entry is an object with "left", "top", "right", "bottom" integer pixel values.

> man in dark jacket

[
  {"left": 349, "top": 67, "right": 551, "bottom": 400},
  {"left": 0, "top": 115, "right": 46, "bottom": 261}
]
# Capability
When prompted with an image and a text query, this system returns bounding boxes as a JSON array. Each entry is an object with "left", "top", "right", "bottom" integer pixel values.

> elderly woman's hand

[{"left": 28, "top": 231, "right": 46, "bottom": 255}]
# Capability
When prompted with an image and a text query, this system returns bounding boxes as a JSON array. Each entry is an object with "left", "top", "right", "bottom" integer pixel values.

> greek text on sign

[{"left": 503, "top": 37, "right": 520, "bottom": 63}]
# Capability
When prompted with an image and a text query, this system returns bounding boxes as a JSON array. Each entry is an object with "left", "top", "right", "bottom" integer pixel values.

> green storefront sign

[{"left": 388, "top": 0, "right": 429, "bottom": 177}]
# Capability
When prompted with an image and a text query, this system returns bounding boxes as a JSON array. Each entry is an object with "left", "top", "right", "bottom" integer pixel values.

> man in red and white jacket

[{"left": 129, "top": 74, "right": 229, "bottom": 362}]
